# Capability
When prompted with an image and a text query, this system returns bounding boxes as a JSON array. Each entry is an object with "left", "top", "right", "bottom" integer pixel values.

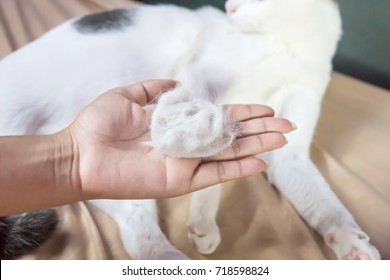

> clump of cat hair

[{"left": 150, "top": 86, "right": 237, "bottom": 158}]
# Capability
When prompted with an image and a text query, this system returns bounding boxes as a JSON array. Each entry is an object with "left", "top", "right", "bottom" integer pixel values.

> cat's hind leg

[
  {"left": 266, "top": 92, "right": 380, "bottom": 260},
  {"left": 88, "top": 200, "right": 189, "bottom": 260},
  {"left": 267, "top": 152, "right": 380, "bottom": 260},
  {"left": 186, "top": 185, "right": 221, "bottom": 255}
]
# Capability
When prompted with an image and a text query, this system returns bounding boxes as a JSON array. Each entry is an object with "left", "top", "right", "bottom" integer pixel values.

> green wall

[
  {"left": 140, "top": 0, "right": 390, "bottom": 90},
  {"left": 334, "top": 0, "right": 390, "bottom": 90}
]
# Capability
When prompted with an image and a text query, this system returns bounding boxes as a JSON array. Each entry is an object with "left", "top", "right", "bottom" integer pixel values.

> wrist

[
  {"left": 51, "top": 129, "right": 82, "bottom": 203},
  {"left": 0, "top": 133, "right": 82, "bottom": 215}
]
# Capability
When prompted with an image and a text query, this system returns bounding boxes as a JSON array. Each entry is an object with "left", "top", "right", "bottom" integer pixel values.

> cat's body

[{"left": 0, "top": 0, "right": 380, "bottom": 259}]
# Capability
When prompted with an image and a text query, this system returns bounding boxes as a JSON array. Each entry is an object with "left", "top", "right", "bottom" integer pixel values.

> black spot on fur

[
  {"left": 0, "top": 209, "right": 58, "bottom": 260},
  {"left": 74, "top": 8, "right": 136, "bottom": 34}
]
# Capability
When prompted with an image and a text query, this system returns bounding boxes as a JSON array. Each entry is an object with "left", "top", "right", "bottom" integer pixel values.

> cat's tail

[{"left": 0, "top": 209, "right": 58, "bottom": 259}]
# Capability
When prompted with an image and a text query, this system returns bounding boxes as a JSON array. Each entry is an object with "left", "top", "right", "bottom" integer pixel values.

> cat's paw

[
  {"left": 324, "top": 227, "right": 380, "bottom": 260},
  {"left": 187, "top": 221, "right": 221, "bottom": 255},
  {"left": 150, "top": 86, "right": 236, "bottom": 158}
]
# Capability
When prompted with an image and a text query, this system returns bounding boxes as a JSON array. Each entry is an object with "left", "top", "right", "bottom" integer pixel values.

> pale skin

[{"left": 0, "top": 80, "right": 294, "bottom": 215}]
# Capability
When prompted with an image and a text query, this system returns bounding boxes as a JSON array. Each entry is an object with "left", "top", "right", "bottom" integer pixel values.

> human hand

[{"left": 61, "top": 80, "right": 294, "bottom": 200}]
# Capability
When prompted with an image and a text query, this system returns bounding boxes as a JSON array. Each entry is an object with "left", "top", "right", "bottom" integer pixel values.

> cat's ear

[
  {"left": 225, "top": 1, "right": 238, "bottom": 15},
  {"left": 225, "top": 0, "right": 265, "bottom": 15}
]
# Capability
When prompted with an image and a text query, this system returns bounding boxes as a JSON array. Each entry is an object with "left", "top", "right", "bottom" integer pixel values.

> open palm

[{"left": 68, "top": 80, "right": 292, "bottom": 200}]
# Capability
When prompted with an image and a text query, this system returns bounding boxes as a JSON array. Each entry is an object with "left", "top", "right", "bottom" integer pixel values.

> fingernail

[
  {"left": 174, "top": 80, "right": 182, "bottom": 88},
  {"left": 284, "top": 136, "right": 288, "bottom": 145},
  {"left": 264, "top": 160, "right": 271, "bottom": 168},
  {"left": 291, "top": 121, "right": 297, "bottom": 131}
]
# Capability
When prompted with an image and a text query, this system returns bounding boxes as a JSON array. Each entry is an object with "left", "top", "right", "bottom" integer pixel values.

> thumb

[{"left": 118, "top": 79, "right": 180, "bottom": 106}]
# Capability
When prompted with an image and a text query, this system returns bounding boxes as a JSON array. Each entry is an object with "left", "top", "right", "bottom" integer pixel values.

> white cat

[{"left": 0, "top": 0, "right": 380, "bottom": 259}]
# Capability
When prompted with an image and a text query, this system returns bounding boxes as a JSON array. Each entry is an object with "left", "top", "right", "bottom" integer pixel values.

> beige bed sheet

[{"left": 1, "top": 0, "right": 388, "bottom": 260}]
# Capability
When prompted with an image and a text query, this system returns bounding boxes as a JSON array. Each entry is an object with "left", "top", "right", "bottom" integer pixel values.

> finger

[
  {"left": 206, "top": 132, "right": 287, "bottom": 161},
  {"left": 190, "top": 157, "right": 267, "bottom": 191},
  {"left": 118, "top": 80, "right": 179, "bottom": 105},
  {"left": 238, "top": 117, "right": 295, "bottom": 137},
  {"left": 224, "top": 104, "right": 275, "bottom": 121}
]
